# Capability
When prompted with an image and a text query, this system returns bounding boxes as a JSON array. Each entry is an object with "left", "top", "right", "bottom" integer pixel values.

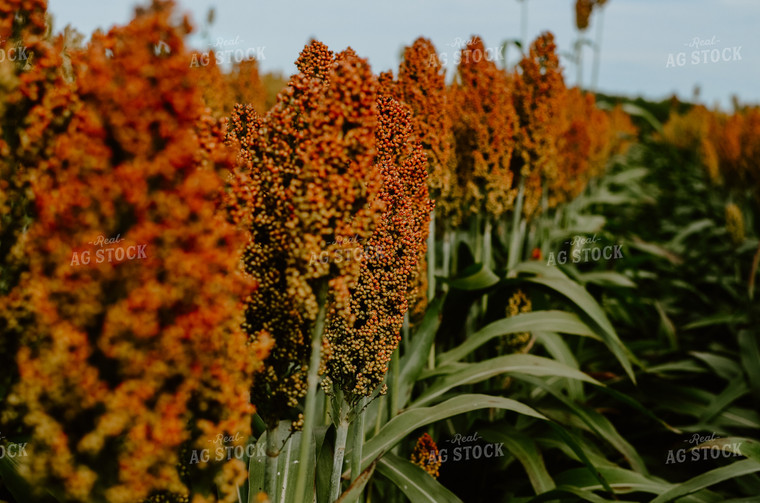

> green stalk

[
  {"left": 330, "top": 406, "right": 350, "bottom": 502},
  {"left": 590, "top": 3, "right": 606, "bottom": 91},
  {"left": 427, "top": 208, "right": 436, "bottom": 301},
  {"left": 471, "top": 213, "right": 483, "bottom": 263},
  {"left": 749, "top": 241, "right": 760, "bottom": 300},
  {"left": 450, "top": 227, "right": 459, "bottom": 277},
  {"left": 442, "top": 222, "right": 452, "bottom": 288},
  {"left": 507, "top": 178, "right": 526, "bottom": 274},
  {"left": 520, "top": 0, "right": 528, "bottom": 50},
  {"left": 265, "top": 426, "right": 279, "bottom": 502},
  {"left": 350, "top": 397, "right": 368, "bottom": 503},
  {"left": 293, "top": 280, "right": 329, "bottom": 502},
  {"left": 481, "top": 217, "right": 492, "bottom": 318},
  {"left": 390, "top": 347, "right": 400, "bottom": 417},
  {"left": 374, "top": 393, "right": 385, "bottom": 435}
]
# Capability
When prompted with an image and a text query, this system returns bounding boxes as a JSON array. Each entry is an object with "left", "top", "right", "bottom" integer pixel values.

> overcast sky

[{"left": 47, "top": 0, "right": 759, "bottom": 109}]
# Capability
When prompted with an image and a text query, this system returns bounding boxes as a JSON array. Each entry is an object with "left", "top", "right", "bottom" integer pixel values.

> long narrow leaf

[
  {"left": 514, "top": 261, "right": 638, "bottom": 383},
  {"left": 650, "top": 459, "right": 760, "bottom": 503},
  {"left": 437, "top": 311, "right": 599, "bottom": 366},
  {"left": 376, "top": 452, "right": 463, "bottom": 503},
  {"left": 360, "top": 394, "right": 547, "bottom": 471},
  {"left": 411, "top": 354, "right": 601, "bottom": 408},
  {"left": 398, "top": 297, "right": 444, "bottom": 406},
  {"left": 480, "top": 426, "right": 555, "bottom": 494}
]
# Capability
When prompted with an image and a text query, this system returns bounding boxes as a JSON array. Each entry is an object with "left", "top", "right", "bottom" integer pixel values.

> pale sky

[{"left": 48, "top": 0, "right": 760, "bottom": 109}]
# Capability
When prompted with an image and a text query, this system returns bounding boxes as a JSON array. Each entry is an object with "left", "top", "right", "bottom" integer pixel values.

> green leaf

[
  {"left": 277, "top": 430, "right": 306, "bottom": 503},
  {"left": 247, "top": 433, "right": 267, "bottom": 502},
  {"left": 480, "top": 426, "right": 555, "bottom": 494},
  {"left": 445, "top": 263, "right": 500, "bottom": 291},
  {"left": 683, "top": 313, "right": 749, "bottom": 330},
  {"left": 698, "top": 375, "right": 749, "bottom": 423},
  {"left": 693, "top": 437, "right": 760, "bottom": 464},
  {"left": 376, "top": 452, "right": 463, "bottom": 503},
  {"left": 668, "top": 219, "right": 714, "bottom": 250},
  {"left": 650, "top": 459, "right": 760, "bottom": 503},
  {"left": 655, "top": 301, "right": 677, "bottom": 350},
  {"left": 398, "top": 297, "right": 444, "bottom": 407},
  {"left": 645, "top": 360, "right": 708, "bottom": 375},
  {"left": 543, "top": 423, "right": 615, "bottom": 494},
  {"left": 739, "top": 330, "right": 760, "bottom": 401},
  {"left": 437, "top": 310, "right": 599, "bottom": 366},
  {"left": 514, "top": 261, "right": 639, "bottom": 383},
  {"left": 626, "top": 238, "right": 682, "bottom": 265},
  {"left": 620, "top": 102, "right": 663, "bottom": 133},
  {"left": 529, "top": 484, "right": 635, "bottom": 503},
  {"left": 411, "top": 354, "right": 601, "bottom": 408},
  {"left": 520, "top": 375, "right": 647, "bottom": 474},
  {"left": 360, "top": 394, "right": 547, "bottom": 471},
  {"left": 576, "top": 271, "right": 637, "bottom": 288},
  {"left": 690, "top": 351, "right": 743, "bottom": 381},
  {"left": 555, "top": 465, "right": 667, "bottom": 494},
  {"left": 0, "top": 454, "right": 61, "bottom": 503},
  {"left": 533, "top": 331, "right": 584, "bottom": 402},
  {"left": 316, "top": 426, "right": 336, "bottom": 503}
]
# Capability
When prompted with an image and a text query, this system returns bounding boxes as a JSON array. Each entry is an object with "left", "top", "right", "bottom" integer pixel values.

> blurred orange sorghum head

[
  {"left": 1, "top": 2, "right": 265, "bottom": 502},
  {"left": 511, "top": 32, "right": 567, "bottom": 218},
  {"left": 450, "top": 36, "right": 518, "bottom": 221}
]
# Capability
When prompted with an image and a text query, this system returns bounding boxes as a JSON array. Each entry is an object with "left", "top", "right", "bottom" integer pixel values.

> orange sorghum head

[
  {"left": 512, "top": 32, "right": 567, "bottom": 219},
  {"left": 410, "top": 433, "right": 441, "bottom": 478},
  {"left": 2, "top": 2, "right": 266, "bottom": 502},
  {"left": 450, "top": 36, "right": 517, "bottom": 221},
  {"left": 227, "top": 40, "right": 384, "bottom": 424},
  {"left": 575, "top": 0, "right": 594, "bottom": 30},
  {"left": 388, "top": 38, "right": 457, "bottom": 222},
  {"left": 322, "top": 96, "right": 432, "bottom": 406}
]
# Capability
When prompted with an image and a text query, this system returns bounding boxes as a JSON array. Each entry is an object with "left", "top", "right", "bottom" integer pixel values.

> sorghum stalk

[
  {"left": 442, "top": 222, "right": 452, "bottom": 285},
  {"left": 508, "top": 178, "right": 527, "bottom": 273},
  {"left": 293, "top": 280, "right": 329, "bottom": 502},
  {"left": 265, "top": 426, "right": 280, "bottom": 501},
  {"left": 330, "top": 403, "right": 350, "bottom": 502},
  {"left": 390, "top": 349, "right": 401, "bottom": 417},
  {"left": 481, "top": 217, "right": 493, "bottom": 317},
  {"left": 591, "top": 1, "right": 606, "bottom": 90},
  {"left": 350, "top": 397, "right": 368, "bottom": 502},
  {"left": 427, "top": 210, "right": 436, "bottom": 300},
  {"left": 749, "top": 242, "right": 760, "bottom": 300}
]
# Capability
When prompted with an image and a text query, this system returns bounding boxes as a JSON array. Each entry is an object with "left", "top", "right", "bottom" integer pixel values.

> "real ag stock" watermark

[
  {"left": 189, "top": 432, "right": 264, "bottom": 464},
  {"left": 431, "top": 37, "right": 505, "bottom": 68},
  {"left": 0, "top": 433, "right": 27, "bottom": 459},
  {"left": 546, "top": 234, "right": 623, "bottom": 266},
  {"left": 665, "top": 432, "right": 743, "bottom": 464},
  {"left": 190, "top": 35, "right": 266, "bottom": 67},
  {"left": 70, "top": 234, "right": 147, "bottom": 267},
  {"left": 425, "top": 431, "right": 504, "bottom": 465},
  {"left": 308, "top": 235, "right": 385, "bottom": 267},
  {"left": 665, "top": 36, "right": 742, "bottom": 68}
]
